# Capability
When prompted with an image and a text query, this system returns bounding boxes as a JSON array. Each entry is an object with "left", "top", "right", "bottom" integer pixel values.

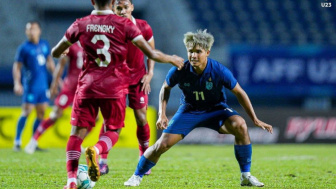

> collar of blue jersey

[
  {"left": 91, "top": 10, "right": 114, "bottom": 15},
  {"left": 189, "top": 58, "right": 211, "bottom": 76}
]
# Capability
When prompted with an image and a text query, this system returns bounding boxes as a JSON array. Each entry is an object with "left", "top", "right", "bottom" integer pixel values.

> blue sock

[
  {"left": 32, "top": 119, "right": 42, "bottom": 133},
  {"left": 234, "top": 144, "right": 252, "bottom": 172},
  {"left": 15, "top": 116, "right": 27, "bottom": 144},
  {"left": 134, "top": 155, "right": 156, "bottom": 177}
]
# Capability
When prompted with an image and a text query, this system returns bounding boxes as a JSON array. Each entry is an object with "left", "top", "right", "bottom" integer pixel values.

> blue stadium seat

[{"left": 186, "top": 0, "right": 336, "bottom": 46}]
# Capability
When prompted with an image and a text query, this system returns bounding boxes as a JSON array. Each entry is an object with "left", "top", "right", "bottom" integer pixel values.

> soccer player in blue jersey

[
  {"left": 12, "top": 21, "right": 55, "bottom": 151},
  {"left": 124, "top": 30, "right": 273, "bottom": 187}
]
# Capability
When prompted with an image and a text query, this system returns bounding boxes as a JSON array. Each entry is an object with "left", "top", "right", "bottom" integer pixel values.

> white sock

[
  {"left": 80, "top": 146, "right": 85, "bottom": 154},
  {"left": 242, "top": 172, "right": 251, "bottom": 178},
  {"left": 67, "top": 178, "right": 76, "bottom": 185},
  {"left": 31, "top": 138, "right": 37, "bottom": 144},
  {"left": 99, "top": 158, "right": 108, "bottom": 165}
]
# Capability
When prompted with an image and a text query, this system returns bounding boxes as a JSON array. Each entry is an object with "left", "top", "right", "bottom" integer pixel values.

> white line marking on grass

[{"left": 262, "top": 155, "right": 316, "bottom": 161}]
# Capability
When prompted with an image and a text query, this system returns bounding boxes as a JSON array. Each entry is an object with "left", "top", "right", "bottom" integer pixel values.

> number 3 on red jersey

[{"left": 91, "top": 34, "right": 111, "bottom": 67}]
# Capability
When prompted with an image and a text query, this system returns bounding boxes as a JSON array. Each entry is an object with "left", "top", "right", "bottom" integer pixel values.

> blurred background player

[
  {"left": 50, "top": 0, "right": 184, "bottom": 188},
  {"left": 124, "top": 30, "right": 273, "bottom": 187},
  {"left": 98, "top": 0, "right": 155, "bottom": 176},
  {"left": 12, "top": 21, "right": 55, "bottom": 151},
  {"left": 24, "top": 42, "right": 85, "bottom": 154}
]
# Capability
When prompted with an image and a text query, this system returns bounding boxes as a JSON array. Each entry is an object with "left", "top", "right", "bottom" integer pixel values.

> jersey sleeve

[
  {"left": 221, "top": 65, "right": 237, "bottom": 90},
  {"left": 14, "top": 44, "right": 25, "bottom": 63},
  {"left": 124, "top": 19, "right": 142, "bottom": 42},
  {"left": 165, "top": 66, "right": 180, "bottom": 87},
  {"left": 143, "top": 22, "right": 153, "bottom": 42},
  {"left": 64, "top": 20, "right": 80, "bottom": 44}
]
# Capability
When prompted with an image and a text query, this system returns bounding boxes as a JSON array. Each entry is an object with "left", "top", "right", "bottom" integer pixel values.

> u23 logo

[{"left": 321, "top": 2, "right": 332, "bottom": 7}]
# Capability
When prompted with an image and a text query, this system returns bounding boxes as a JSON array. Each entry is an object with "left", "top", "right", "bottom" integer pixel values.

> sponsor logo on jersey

[
  {"left": 37, "top": 54, "right": 46, "bottom": 66},
  {"left": 140, "top": 97, "right": 145, "bottom": 104},
  {"left": 206, "top": 81, "right": 213, "bottom": 90}
]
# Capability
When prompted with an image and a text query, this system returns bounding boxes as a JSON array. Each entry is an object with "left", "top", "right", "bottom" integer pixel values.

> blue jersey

[
  {"left": 166, "top": 58, "right": 237, "bottom": 112},
  {"left": 15, "top": 40, "right": 50, "bottom": 93}
]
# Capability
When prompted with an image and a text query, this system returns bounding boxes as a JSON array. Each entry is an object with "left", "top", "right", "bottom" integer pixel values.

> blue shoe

[{"left": 99, "top": 163, "right": 109, "bottom": 176}]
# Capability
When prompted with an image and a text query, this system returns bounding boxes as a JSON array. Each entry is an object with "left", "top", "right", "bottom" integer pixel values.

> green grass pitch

[{"left": 1, "top": 144, "right": 335, "bottom": 188}]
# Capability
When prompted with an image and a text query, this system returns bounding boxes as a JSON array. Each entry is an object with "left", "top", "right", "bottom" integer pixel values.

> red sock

[
  {"left": 99, "top": 124, "right": 109, "bottom": 159},
  {"left": 66, "top": 135, "right": 83, "bottom": 178},
  {"left": 95, "top": 131, "right": 119, "bottom": 155},
  {"left": 100, "top": 153, "right": 109, "bottom": 159},
  {"left": 137, "top": 123, "right": 150, "bottom": 156},
  {"left": 98, "top": 124, "right": 111, "bottom": 159},
  {"left": 33, "top": 118, "right": 56, "bottom": 140}
]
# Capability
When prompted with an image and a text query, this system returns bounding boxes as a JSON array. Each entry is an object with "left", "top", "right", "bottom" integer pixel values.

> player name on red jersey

[{"left": 86, "top": 24, "right": 115, "bottom": 33}]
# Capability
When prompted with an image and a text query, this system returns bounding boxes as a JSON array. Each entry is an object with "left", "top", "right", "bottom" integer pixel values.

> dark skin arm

[
  {"left": 156, "top": 81, "right": 172, "bottom": 130},
  {"left": 52, "top": 36, "right": 184, "bottom": 69},
  {"left": 13, "top": 62, "right": 23, "bottom": 95},
  {"left": 231, "top": 83, "right": 273, "bottom": 134}
]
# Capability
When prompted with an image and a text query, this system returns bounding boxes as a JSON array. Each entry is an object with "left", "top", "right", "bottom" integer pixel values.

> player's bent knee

[
  {"left": 21, "top": 108, "right": 33, "bottom": 116},
  {"left": 135, "top": 115, "right": 148, "bottom": 126},
  {"left": 135, "top": 118, "right": 147, "bottom": 127},
  {"left": 21, "top": 111, "right": 30, "bottom": 117},
  {"left": 153, "top": 141, "right": 171, "bottom": 155},
  {"left": 36, "top": 113, "right": 45, "bottom": 120},
  {"left": 49, "top": 110, "right": 62, "bottom": 120},
  {"left": 235, "top": 121, "right": 248, "bottom": 135}
]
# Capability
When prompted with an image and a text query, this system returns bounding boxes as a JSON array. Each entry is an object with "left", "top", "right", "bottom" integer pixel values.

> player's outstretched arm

[
  {"left": 231, "top": 83, "right": 273, "bottom": 134},
  {"left": 51, "top": 37, "right": 71, "bottom": 58},
  {"left": 133, "top": 37, "right": 184, "bottom": 70},
  {"left": 12, "top": 62, "right": 23, "bottom": 96},
  {"left": 156, "top": 81, "right": 172, "bottom": 130}
]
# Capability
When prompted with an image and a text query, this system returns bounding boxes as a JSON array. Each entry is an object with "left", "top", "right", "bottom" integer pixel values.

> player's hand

[
  {"left": 170, "top": 55, "right": 184, "bottom": 70},
  {"left": 13, "top": 83, "right": 23, "bottom": 96},
  {"left": 141, "top": 72, "right": 153, "bottom": 95},
  {"left": 156, "top": 114, "right": 169, "bottom": 130},
  {"left": 254, "top": 119, "right": 273, "bottom": 134}
]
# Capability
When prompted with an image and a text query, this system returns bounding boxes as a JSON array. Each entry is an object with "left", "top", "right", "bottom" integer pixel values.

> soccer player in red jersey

[
  {"left": 51, "top": 0, "right": 184, "bottom": 188},
  {"left": 98, "top": 0, "right": 155, "bottom": 176},
  {"left": 24, "top": 42, "right": 84, "bottom": 154}
]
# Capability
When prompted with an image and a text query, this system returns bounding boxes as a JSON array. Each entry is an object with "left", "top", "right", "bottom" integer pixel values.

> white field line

[{"left": 261, "top": 155, "right": 316, "bottom": 161}]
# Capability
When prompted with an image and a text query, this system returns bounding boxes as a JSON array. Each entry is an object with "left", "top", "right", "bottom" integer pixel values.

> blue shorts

[
  {"left": 22, "top": 89, "right": 49, "bottom": 104},
  {"left": 163, "top": 106, "right": 239, "bottom": 137}
]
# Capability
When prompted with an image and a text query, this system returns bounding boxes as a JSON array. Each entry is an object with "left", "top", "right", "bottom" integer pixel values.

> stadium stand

[
  {"left": 0, "top": 0, "right": 335, "bottom": 109},
  {"left": 186, "top": 0, "right": 336, "bottom": 46}
]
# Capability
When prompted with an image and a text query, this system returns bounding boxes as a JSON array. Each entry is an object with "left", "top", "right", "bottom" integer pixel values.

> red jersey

[
  {"left": 64, "top": 10, "right": 142, "bottom": 99},
  {"left": 127, "top": 17, "right": 153, "bottom": 85},
  {"left": 62, "top": 43, "right": 83, "bottom": 94}
]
